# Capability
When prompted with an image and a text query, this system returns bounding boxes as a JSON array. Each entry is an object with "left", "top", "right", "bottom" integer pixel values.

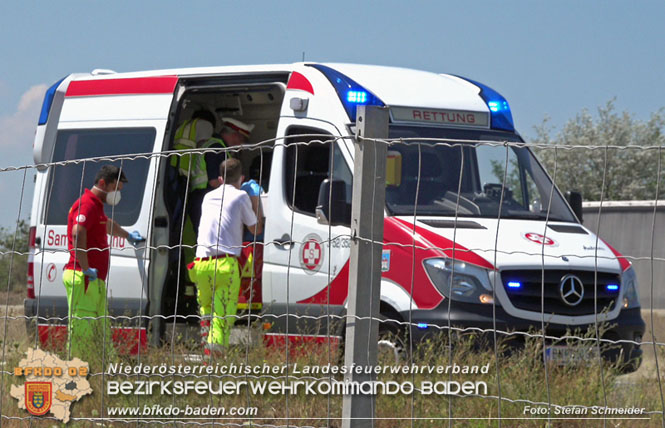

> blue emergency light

[
  {"left": 488, "top": 100, "right": 509, "bottom": 113},
  {"left": 347, "top": 90, "right": 368, "bottom": 104},
  {"left": 606, "top": 284, "right": 619, "bottom": 292},
  {"left": 507, "top": 281, "right": 522, "bottom": 289},
  {"left": 455, "top": 75, "right": 515, "bottom": 132},
  {"left": 309, "top": 64, "right": 384, "bottom": 121},
  {"left": 38, "top": 77, "right": 66, "bottom": 125},
  {"left": 417, "top": 323, "right": 429, "bottom": 330}
]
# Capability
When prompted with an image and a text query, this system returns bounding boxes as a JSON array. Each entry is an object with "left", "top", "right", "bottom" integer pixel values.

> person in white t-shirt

[{"left": 188, "top": 158, "right": 263, "bottom": 350}]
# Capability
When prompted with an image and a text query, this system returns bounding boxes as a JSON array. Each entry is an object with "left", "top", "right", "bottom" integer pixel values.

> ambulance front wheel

[
  {"left": 377, "top": 315, "right": 408, "bottom": 364},
  {"left": 335, "top": 312, "right": 408, "bottom": 364}
]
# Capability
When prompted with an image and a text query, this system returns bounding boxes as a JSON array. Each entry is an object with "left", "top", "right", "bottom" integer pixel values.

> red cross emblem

[
  {"left": 302, "top": 240, "right": 322, "bottom": 270},
  {"left": 524, "top": 232, "right": 556, "bottom": 246}
]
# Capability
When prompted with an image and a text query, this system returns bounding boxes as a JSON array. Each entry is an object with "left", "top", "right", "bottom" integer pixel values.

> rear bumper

[
  {"left": 24, "top": 297, "right": 148, "bottom": 355},
  {"left": 402, "top": 302, "right": 645, "bottom": 365}
]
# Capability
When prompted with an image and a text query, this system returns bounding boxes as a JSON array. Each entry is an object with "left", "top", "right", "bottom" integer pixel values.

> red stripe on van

[
  {"left": 65, "top": 76, "right": 178, "bottom": 97},
  {"left": 393, "top": 218, "right": 495, "bottom": 270},
  {"left": 286, "top": 71, "right": 314, "bottom": 95},
  {"left": 263, "top": 333, "right": 341, "bottom": 347},
  {"left": 382, "top": 217, "right": 449, "bottom": 309},
  {"left": 298, "top": 259, "right": 350, "bottom": 305},
  {"left": 600, "top": 238, "right": 631, "bottom": 272},
  {"left": 263, "top": 333, "right": 340, "bottom": 357},
  {"left": 37, "top": 324, "right": 147, "bottom": 355},
  {"left": 298, "top": 217, "right": 475, "bottom": 309}
]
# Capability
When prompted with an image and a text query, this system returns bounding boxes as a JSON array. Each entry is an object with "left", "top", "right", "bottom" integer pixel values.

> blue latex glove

[
  {"left": 241, "top": 179, "right": 262, "bottom": 197},
  {"left": 127, "top": 230, "right": 145, "bottom": 246},
  {"left": 82, "top": 267, "right": 98, "bottom": 282}
]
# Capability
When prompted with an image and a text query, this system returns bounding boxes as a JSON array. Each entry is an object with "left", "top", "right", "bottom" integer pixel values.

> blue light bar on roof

[
  {"left": 488, "top": 100, "right": 509, "bottom": 113},
  {"left": 347, "top": 90, "right": 368, "bottom": 104},
  {"left": 309, "top": 64, "right": 384, "bottom": 121},
  {"left": 455, "top": 76, "right": 515, "bottom": 132},
  {"left": 38, "top": 77, "right": 66, "bottom": 125}
]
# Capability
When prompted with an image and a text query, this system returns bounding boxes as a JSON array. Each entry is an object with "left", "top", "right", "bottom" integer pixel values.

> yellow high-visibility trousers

[
  {"left": 62, "top": 269, "right": 114, "bottom": 359},
  {"left": 188, "top": 257, "right": 240, "bottom": 346}
]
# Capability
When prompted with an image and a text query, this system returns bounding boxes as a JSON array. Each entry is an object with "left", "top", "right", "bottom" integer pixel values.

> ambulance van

[{"left": 25, "top": 63, "right": 645, "bottom": 368}]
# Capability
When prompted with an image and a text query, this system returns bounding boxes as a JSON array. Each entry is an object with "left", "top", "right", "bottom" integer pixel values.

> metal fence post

[{"left": 342, "top": 105, "right": 389, "bottom": 427}]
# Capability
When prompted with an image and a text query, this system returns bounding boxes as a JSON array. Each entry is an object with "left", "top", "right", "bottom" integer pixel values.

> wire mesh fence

[{"left": 1, "top": 129, "right": 664, "bottom": 427}]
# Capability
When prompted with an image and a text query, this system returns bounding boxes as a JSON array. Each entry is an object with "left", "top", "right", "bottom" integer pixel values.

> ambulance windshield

[{"left": 385, "top": 126, "right": 576, "bottom": 222}]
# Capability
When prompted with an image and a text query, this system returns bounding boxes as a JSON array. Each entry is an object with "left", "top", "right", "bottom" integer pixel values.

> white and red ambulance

[{"left": 25, "top": 63, "right": 644, "bottom": 368}]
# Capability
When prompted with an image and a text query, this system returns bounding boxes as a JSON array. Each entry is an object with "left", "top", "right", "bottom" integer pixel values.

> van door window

[
  {"left": 45, "top": 128, "right": 155, "bottom": 226},
  {"left": 284, "top": 127, "right": 352, "bottom": 216}
]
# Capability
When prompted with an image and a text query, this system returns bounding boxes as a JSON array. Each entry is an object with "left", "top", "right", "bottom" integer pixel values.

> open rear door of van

[{"left": 29, "top": 75, "right": 178, "bottom": 354}]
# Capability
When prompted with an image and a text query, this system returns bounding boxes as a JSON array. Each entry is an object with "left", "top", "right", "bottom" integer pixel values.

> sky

[{"left": 0, "top": 0, "right": 664, "bottom": 227}]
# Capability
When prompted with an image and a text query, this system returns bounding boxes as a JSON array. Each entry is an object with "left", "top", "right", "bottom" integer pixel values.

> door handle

[{"left": 274, "top": 234, "right": 293, "bottom": 250}]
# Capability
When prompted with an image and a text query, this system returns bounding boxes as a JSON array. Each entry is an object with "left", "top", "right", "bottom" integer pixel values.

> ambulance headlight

[
  {"left": 622, "top": 267, "right": 640, "bottom": 309},
  {"left": 423, "top": 258, "right": 493, "bottom": 304}
]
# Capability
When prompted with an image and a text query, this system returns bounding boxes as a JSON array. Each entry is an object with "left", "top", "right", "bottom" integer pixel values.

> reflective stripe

[
  {"left": 175, "top": 119, "right": 199, "bottom": 141},
  {"left": 171, "top": 122, "right": 230, "bottom": 191},
  {"left": 171, "top": 119, "right": 201, "bottom": 171},
  {"left": 190, "top": 138, "right": 229, "bottom": 191}
]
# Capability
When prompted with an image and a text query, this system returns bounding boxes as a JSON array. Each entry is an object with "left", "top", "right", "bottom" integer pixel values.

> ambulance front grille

[{"left": 501, "top": 270, "right": 620, "bottom": 316}]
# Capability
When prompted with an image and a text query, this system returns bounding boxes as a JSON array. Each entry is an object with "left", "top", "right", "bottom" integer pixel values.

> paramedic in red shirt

[{"left": 63, "top": 165, "right": 144, "bottom": 358}]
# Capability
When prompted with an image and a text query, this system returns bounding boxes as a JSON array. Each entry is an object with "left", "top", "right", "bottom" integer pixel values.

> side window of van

[
  {"left": 284, "top": 127, "right": 352, "bottom": 216},
  {"left": 45, "top": 128, "right": 155, "bottom": 226}
]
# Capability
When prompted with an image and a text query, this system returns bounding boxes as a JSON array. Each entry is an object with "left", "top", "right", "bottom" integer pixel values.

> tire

[{"left": 377, "top": 315, "right": 408, "bottom": 364}]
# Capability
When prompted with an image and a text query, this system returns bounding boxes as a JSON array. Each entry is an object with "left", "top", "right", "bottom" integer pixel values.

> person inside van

[
  {"left": 63, "top": 165, "right": 145, "bottom": 358},
  {"left": 173, "top": 114, "right": 257, "bottom": 308},
  {"left": 187, "top": 158, "right": 263, "bottom": 352},
  {"left": 219, "top": 117, "right": 254, "bottom": 147},
  {"left": 173, "top": 109, "right": 220, "bottom": 233},
  {"left": 174, "top": 114, "right": 255, "bottom": 234},
  {"left": 191, "top": 117, "right": 255, "bottom": 229}
]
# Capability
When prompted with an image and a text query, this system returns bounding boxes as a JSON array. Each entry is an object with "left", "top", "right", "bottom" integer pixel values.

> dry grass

[
  {"left": 1, "top": 291, "right": 24, "bottom": 307},
  {"left": 1, "top": 312, "right": 665, "bottom": 427}
]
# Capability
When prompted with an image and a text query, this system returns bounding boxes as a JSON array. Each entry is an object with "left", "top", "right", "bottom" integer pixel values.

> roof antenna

[{"left": 302, "top": 51, "right": 305, "bottom": 62}]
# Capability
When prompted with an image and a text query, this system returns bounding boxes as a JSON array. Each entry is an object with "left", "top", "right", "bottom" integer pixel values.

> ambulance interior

[{"left": 159, "top": 82, "right": 285, "bottom": 329}]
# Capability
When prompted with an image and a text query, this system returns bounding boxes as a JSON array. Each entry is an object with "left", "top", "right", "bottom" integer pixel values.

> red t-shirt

[{"left": 64, "top": 189, "right": 110, "bottom": 281}]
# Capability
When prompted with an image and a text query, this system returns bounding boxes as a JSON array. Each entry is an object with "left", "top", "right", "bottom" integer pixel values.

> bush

[
  {"left": 532, "top": 101, "right": 665, "bottom": 201},
  {"left": 0, "top": 219, "right": 29, "bottom": 293}
]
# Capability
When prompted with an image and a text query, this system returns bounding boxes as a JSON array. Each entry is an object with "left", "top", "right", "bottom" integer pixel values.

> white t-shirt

[{"left": 196, "top": 184, "right": 257, "bottom": 257}]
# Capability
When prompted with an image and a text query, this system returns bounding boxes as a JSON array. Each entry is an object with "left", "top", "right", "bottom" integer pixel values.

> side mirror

[
  {"left": 316, "top": 179, "right": 351, "bottom": 226},
  {"left": 386, "top": 150, "right": 402, "bottom": 187},
  {"left": 565, "top": 191, "right": 583, "bottom": 222}
]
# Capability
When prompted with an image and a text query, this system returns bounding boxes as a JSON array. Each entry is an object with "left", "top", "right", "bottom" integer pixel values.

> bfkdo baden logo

[
  {"left": 25, "top": 382, "right": 52, "bottom": 416},
  {"left": 11, "top": 348, "right": 92, "bottom": 423}
]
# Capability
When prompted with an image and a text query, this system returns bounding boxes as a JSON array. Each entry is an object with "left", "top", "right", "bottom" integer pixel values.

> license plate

[{"left": 545, "top": 346, "right": 596, "bottom": 366}]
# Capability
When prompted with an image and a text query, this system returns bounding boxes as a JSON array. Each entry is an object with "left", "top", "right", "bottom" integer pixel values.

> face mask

[
  {"left": 105, "top": 190, "right": 122, "bottom": 206},
  {"left": 94, "top": 186, "right": 122, "bottom": 206}
]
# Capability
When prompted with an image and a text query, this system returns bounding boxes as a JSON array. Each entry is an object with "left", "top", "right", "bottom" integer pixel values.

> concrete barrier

[{"left": 583, "top": 201, "right": 665, "bottom": 309}]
